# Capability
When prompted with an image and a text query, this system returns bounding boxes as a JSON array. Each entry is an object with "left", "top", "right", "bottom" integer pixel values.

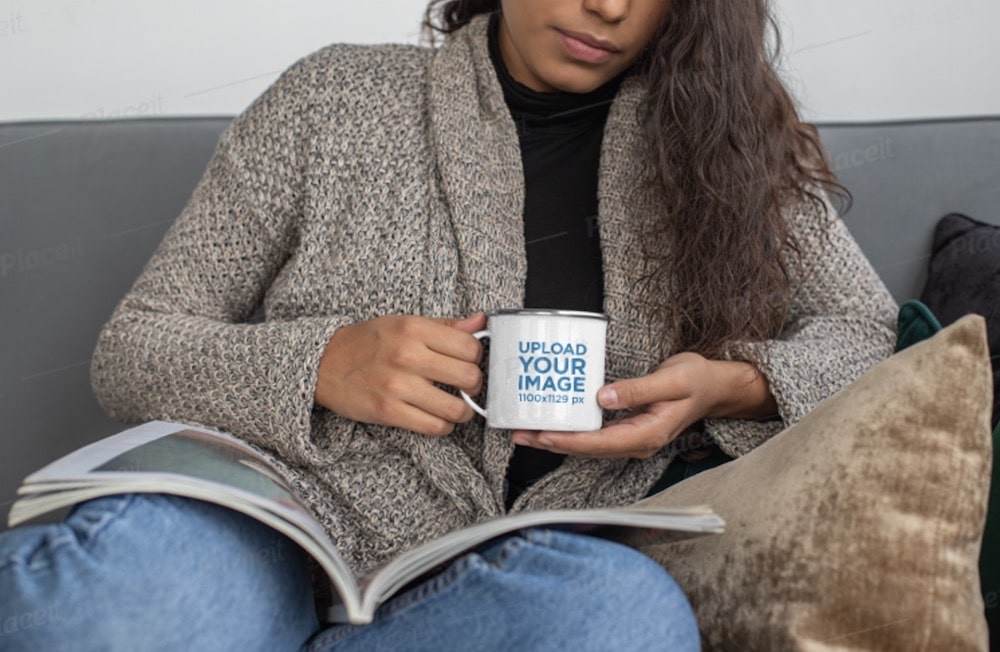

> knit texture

[{"left": 90, "top": 16, "right": 898, "bottom": 576}]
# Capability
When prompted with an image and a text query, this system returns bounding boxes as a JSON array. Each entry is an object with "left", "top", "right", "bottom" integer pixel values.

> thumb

[
  {"left": 598, "top": 377, "right": 653, "bottom": 410},
  {"left": 448, "top": 312, "right": 487, "bottom": 334}
]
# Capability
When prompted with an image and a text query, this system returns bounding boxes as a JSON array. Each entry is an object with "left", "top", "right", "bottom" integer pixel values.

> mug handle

[{"left": 460, "top": 330, "right": 489, "bottom": 418}]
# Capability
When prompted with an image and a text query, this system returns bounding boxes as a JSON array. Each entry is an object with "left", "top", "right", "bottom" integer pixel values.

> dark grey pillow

[{"left": 920, "top": 213, "right": 1000, "bottom": 428}]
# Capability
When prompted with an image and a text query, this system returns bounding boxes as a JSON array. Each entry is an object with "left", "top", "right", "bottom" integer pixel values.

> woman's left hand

[{"left": 511, "top": 352, "right": 776, "bottom": 459}]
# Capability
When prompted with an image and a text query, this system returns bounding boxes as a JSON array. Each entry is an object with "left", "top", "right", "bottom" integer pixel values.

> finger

[
  {"left": 421, "top": 321, "right": 484, "bottom": 363},
  {"left": 448, "top": 312, "right": 487, "bottom": 334},
  {"left": 379, "top": 323, "right": 482, "bottom": 392},
  {"left": 513, "top": 412, "right": 678, "bottom": 459},
  {"left": 344, "top": 381, "right": 459, "bottom": 437},
  {"left": 397, "top": 379, "right": 477, "bottom": 427},
  {"left": 513, "top": 428, "right": 636, "bottom": 458},
  {"left": 416, "top": 354, "right": 483, "bottom": 395},
  {"left": 597, "top": 371, "right": 688, "bottom": 411},
  {"left": 375, "top": 400, "right": 460, "bottom": 437}
]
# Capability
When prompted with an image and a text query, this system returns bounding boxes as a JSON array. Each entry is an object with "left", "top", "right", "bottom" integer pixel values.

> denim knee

[
  {"left": 308, "top": 529, "right": 699, "bottom": 652},
  {"left": 0, "top": 493, "right": 319, "bottom": 651},
  {"left": 502, "top": 529, "right": 701, "bottom": 650}
]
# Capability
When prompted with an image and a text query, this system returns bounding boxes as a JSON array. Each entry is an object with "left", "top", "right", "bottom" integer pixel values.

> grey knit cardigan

[{"left": 90, "top": 16, "right": 898, "bottom": 576}]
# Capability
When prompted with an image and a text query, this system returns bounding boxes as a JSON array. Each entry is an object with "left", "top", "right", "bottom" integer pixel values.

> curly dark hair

[{"left": 424, "top": 0, "right": 846, "bottom": 361}]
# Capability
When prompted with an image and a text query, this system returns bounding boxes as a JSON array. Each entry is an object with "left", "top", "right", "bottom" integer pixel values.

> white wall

[
  {"left": 1, "top": 0, "right": 998, "bottom": 123},
  {"left": 0, "top": 0, "right": 428, "bottom": 121},
  {"left": 773, "top": 0, "right": 1000, "bottom": 121}
]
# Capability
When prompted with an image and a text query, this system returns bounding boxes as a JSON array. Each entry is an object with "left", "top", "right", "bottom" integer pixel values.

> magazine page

[
  {"left": 342, "top": 505, "right": 725, "bottom": 622},
  {"left": 19, "top": 422, "right": 318, "bottom": 529},
  {"left": 28, "top": 421, "right": 282, "bottom": 487},
  {"left": 11, "top": 421, "right": 367, "bottom": 621}
]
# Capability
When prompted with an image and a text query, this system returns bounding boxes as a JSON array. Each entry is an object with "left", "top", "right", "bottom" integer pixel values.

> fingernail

[{"left": 598, "top": 387, "right": 619, "bottom": 409}]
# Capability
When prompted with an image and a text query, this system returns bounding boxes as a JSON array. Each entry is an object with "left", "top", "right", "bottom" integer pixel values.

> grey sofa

[{"left": 1, "top": 116, "right": 999, "bottom": 527}]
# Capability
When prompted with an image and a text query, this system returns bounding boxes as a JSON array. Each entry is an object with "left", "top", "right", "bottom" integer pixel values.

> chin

[{"left": 543, "top": 69, "right": 614, "bottom": 94}]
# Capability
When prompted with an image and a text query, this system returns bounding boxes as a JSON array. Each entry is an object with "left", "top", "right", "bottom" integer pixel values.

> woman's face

[{"left": 498, "top": 0, "right": 672, "bottom": 93}]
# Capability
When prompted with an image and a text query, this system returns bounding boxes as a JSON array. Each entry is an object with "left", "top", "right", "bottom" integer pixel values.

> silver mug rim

[{"left": 488, "top": 308, "right": 609, "bottom": 322}]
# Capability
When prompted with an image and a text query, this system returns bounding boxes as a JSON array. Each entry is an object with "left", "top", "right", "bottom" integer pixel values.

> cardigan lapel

[
  {"left": 596, "top": 76, "right": 668, "bottom": 381},
  {"left": 425, "top": 15, "right": 526, "bottom": 515},
  {"left": 428, "top": 15, "right": 526, "bottom": 317}
]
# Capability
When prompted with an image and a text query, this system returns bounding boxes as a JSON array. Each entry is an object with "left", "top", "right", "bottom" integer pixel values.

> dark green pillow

[
  {"left": 895, "top": 299, "right": 943, "bottom": 352},
  {"left": 983, "top": 422, "right": 1000, "bottom": 639}
]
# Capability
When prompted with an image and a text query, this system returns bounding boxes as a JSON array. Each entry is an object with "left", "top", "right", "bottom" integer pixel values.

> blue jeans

[{"left": 0, "top": 494, "right": 700, "bottom": 651}]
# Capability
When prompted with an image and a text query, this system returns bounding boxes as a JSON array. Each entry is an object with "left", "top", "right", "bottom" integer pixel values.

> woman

[{"left": 0, "top": 0, "right": 896, "bottom": 649}]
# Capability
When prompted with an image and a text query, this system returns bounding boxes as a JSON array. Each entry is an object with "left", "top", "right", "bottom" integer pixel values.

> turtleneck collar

[{"left": 487, "top": 12, "right": 624, "bottom": 124}]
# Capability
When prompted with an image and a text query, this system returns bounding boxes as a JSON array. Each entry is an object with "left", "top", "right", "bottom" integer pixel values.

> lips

[{"left": 557, "top": 29, "right": 621, "bottom": 64}]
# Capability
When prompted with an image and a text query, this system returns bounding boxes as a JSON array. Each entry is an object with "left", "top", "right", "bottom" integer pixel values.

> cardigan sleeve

[
  {"left": 700, "top": 195, "right": 898, "bottom": 457},
  {"left": 90, "top": 59, "right": 354, "bottom": 467}
]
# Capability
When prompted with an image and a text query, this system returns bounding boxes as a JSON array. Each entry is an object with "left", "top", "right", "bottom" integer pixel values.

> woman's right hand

[{"left": 314, "top": 313, "right": 486, "bottom": 436}]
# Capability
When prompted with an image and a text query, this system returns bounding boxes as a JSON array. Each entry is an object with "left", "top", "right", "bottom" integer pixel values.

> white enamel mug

[{"left": 460, "top": 309, "right": 608, "bottom": 431}]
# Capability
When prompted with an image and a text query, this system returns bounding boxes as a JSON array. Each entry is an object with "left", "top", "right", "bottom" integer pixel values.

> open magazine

[{"left": 9, "top": 421, "right": 724, "bottom": 624}]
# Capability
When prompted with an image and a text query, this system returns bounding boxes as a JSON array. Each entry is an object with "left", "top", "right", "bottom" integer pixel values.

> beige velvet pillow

[{"left": 629, "top": 314, "right": 994, "bottom": 651}]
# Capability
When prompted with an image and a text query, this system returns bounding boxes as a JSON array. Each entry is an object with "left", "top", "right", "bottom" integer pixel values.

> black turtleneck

[{"left": 488, "top": 15, "right": 622, "bottom": 508}]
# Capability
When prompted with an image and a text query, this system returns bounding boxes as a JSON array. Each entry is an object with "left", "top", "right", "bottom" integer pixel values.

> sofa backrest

[
  {"left": 819, "top": 118, "right": 1000, "bottom": 301},
  {"left": 0, "top": 119, "right": 228, "bottom": 525},
  {"left": 1, "top": 116, "right": 998, "bottom": 526}
]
